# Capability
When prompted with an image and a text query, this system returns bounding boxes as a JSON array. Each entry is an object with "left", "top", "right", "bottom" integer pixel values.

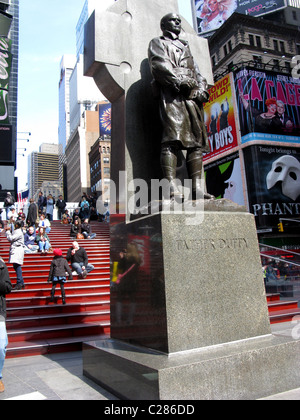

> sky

[{"left": 16, "top": 0, "right": 194, "bottom": 190}]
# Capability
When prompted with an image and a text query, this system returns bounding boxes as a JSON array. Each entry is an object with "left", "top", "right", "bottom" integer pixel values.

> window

[
  {"left": 256, "top": 36, "right": 261, "bottom": 48},
  {"left": 228, "top": 40, "right": 232, "bottom": 52},
  {"left": 249, "top": 34, "right": 254, "bottom": 46},
  {"left": 253, "top": 55, "right": 263, "bottom": 68},
  {"left": 273, "top": 40, "right": 278, "bottom": 51},
  {"left": 273, "top": 59, "right": 280, "bottom": 71},
  {"left": 223, "top": 45, "right": 228, "bottom": 56},
  {"left": 227, "top": 61, "right": 234, "bottom": 72},
  {"left": 280, "top": 41, "right": 285, "bottom": 54}
]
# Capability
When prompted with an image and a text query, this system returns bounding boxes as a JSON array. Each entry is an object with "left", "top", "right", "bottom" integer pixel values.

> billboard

[
  {"left": 193, "top": 0, "right": 286, "bottom": 35},
  {"left": 203, "top": 74, "right": 239, "bottom": 162},
  {"left": 233, "top": 67, "right": 300, "bottom": 144},
  {"left": 0, "top": 36, "right": 12, "bottom": 125},
  {"left": 99, "top": 102, "right": 111, "bottom": 137},
  {"left": 243, "top": 145, "right": 300, "bottom": 229},
  {"left": 204, "top": 151, "right": 245, "bottom": 206}
]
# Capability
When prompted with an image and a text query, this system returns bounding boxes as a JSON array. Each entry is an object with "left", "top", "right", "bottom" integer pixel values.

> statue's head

[{"left": 160, "top": 13, "right": 181, "bottom": 36}]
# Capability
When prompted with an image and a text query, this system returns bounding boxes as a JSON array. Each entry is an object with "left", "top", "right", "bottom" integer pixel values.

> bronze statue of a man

[{"left": 148, "top": 13, "right": 214, "bottom": 200}]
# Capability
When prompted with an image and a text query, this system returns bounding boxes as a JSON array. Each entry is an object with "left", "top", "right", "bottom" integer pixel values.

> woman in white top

[{"left": 38, "top": 213, "right": 51, "bottom": 233}]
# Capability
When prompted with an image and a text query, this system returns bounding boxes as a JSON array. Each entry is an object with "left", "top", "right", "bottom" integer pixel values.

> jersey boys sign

[{"left": 203, "top": 74, "right": 239, "bottom": 161}]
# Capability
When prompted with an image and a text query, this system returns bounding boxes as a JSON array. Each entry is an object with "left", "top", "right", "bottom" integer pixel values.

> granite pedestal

[{"left": 83, "top": 209, "right": 300, "bottom": 399}]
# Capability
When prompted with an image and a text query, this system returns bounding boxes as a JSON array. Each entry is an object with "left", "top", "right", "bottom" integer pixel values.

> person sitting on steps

[{"left": 66, "top": 241, "right": 94, "bottom": 279}]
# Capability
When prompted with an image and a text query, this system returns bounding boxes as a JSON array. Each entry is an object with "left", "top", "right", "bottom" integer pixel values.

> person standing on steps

[
  {"left": 48, "top": 248, "right": 73, "bottom": 305},
  {"left": 5, "top": 221, "right": 25, "bottom": 291},
  {"left": 0, "top": 255, "right": 12, "bottom": 393}
]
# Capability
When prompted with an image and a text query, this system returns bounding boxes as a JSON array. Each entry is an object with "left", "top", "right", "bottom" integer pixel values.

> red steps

[
  {"left": 267, "top": 293, "right": 300, "bottom": 324},
  {"left": 0, "top": 220, "right": 111, "bottom": 358}
]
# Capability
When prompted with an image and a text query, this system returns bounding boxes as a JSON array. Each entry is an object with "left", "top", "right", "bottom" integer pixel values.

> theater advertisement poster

[
  {"left": 243, "top": 145, "right": 300, "bottom": 230},
  {"left": 204, "top": 151, "right": 245, "bottom": 206},
  {"left": 234, "top": 67, "right": 300, "bottom": 144},
  {"left": 203, "top": 74, "right": 239, "bottom": 162},
  {"left": 192, "top": 0, "right": 285, "bottom": 35}
]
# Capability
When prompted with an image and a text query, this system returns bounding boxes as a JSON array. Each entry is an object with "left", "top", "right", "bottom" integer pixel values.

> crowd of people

[
  {"left": 0, "top": 191, "right": 101, "bottom": 290},
  {"left": 0, "top": 192, "right": 103, "bottom": 393}
]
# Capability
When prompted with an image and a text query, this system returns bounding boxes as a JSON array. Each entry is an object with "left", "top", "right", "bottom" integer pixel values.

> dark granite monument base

[
  {"left": 83, "top": 335, "right": 300, "bottom": 400},
  {"left": 83, "top": 210, "right": 300, "bottom": 399}
]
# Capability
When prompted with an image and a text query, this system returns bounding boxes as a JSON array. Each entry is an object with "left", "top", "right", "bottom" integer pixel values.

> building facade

[
  {"left": 28, "top": 144, "right": 60, "bottom": 200},
  {"left": 203, "top": 12, "right": 300, "bottom": 253},
  {"left": 89, "top": 136, "right": 111, "bottom": 196},
  {"left": 59, "top": 0, "right": 112, "bottom": 202},
  {"left": 209, "top": 13, "right": 300, "bottom": 82},
  {"left": 65, "top": 108, "right": 100, "bottom": 202},
  {"left": 0, "top": 0, "right": 19, "bottom": 200}
]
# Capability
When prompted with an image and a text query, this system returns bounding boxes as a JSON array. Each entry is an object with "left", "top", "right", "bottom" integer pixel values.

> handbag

[{"left": 77, "top": 233, "right": 84, "bottom": 239}]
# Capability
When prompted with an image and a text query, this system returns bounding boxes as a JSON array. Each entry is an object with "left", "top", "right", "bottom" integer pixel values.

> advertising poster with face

[
  {"left": 234, "top": 67, "right": 300, "bottom": 144},
  {"left": 204, "top": 151, "right": 245, "bottom": 206},
  {"left": 193, "top": 0, "right": 286, "bottom": 35},
  {"left": 203, "top": 74, "right": 239, "bottom": 162},
  {"left": 243, "top": 145, "right": 300, "bottom": 229}
]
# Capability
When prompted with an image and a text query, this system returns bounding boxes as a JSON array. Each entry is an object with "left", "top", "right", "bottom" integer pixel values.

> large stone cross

[{"left": 84, "top": 0, "right": 213, "bottom": 218}]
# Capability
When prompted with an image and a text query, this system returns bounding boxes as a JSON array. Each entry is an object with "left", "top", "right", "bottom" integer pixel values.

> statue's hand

[{"left": 180, "top": 77, "right": 198, "bottom": 91}]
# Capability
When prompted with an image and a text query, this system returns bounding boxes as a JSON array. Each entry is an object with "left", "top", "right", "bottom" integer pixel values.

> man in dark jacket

[
  {"left": 56, "top": 195, "right": 67, "bottom": 220},
  {"left": 66, "top": 241, "right": 94, "bottom": 279},
  {"left": 0, "top": 256, "right": 12, "bottom": 393},
  {"left": 27, "top": 198, "right": 38, "bottom": 227}
]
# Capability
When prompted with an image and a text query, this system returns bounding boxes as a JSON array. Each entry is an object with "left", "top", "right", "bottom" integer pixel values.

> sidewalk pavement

[{"left": 0, "top": 322, "right": 299, "bottom": 401}]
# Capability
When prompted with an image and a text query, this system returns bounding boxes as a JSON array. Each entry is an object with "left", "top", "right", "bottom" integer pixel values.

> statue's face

[{"left": 162, "top": 14, "right": 181, "bottom": 36}]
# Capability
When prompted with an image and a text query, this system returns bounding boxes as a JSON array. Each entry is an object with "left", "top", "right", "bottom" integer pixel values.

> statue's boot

[
  {"left": 186, "top": 149, "right": 215, "bottom": 200},
  {"left": 161, "top": 146, "right": 184, "bottom": 199}
]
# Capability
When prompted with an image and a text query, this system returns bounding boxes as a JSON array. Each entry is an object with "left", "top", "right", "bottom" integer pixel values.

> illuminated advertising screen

[
  {"left": 243, "top": 145, "right": 300, "bottom": 229},
  {"left": 203, "top": 74, "right": 239, "bottom": 162},
  {"left": 99, "top": 102, "right": 111, "bottom": 137},
  {"left": 233, "top": 67, "right": 300, "bottom": 144},
  {"left": 192, "top": 0, "right": 286, "bottom": 35},
  {"left": 204, "top": 151, "right": 245, "bottom": 206}
]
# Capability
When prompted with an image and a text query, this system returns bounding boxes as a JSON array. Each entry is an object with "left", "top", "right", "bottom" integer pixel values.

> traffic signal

[{"left": 278, "top": 222, "right": 284, "bottom": 232}]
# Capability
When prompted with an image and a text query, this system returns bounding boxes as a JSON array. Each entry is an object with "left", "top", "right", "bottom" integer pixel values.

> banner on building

[
  {"left": 243, "top": 145, "right": 300, "bottom": 229},
  {"left": 192, "top": 0, "right": 286, "bottom": 35},
  {"left": 99, "top": 102, "right": 111, "bottom": 137},
  {"left": 203, "top": 74, "right": 239, "bottom": 162},
  {"left": 233, "top": 67, "right": 300, "bottom": 144},
  {"left": 204, "top": 151, "right": 245, "bottom": 206}
]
